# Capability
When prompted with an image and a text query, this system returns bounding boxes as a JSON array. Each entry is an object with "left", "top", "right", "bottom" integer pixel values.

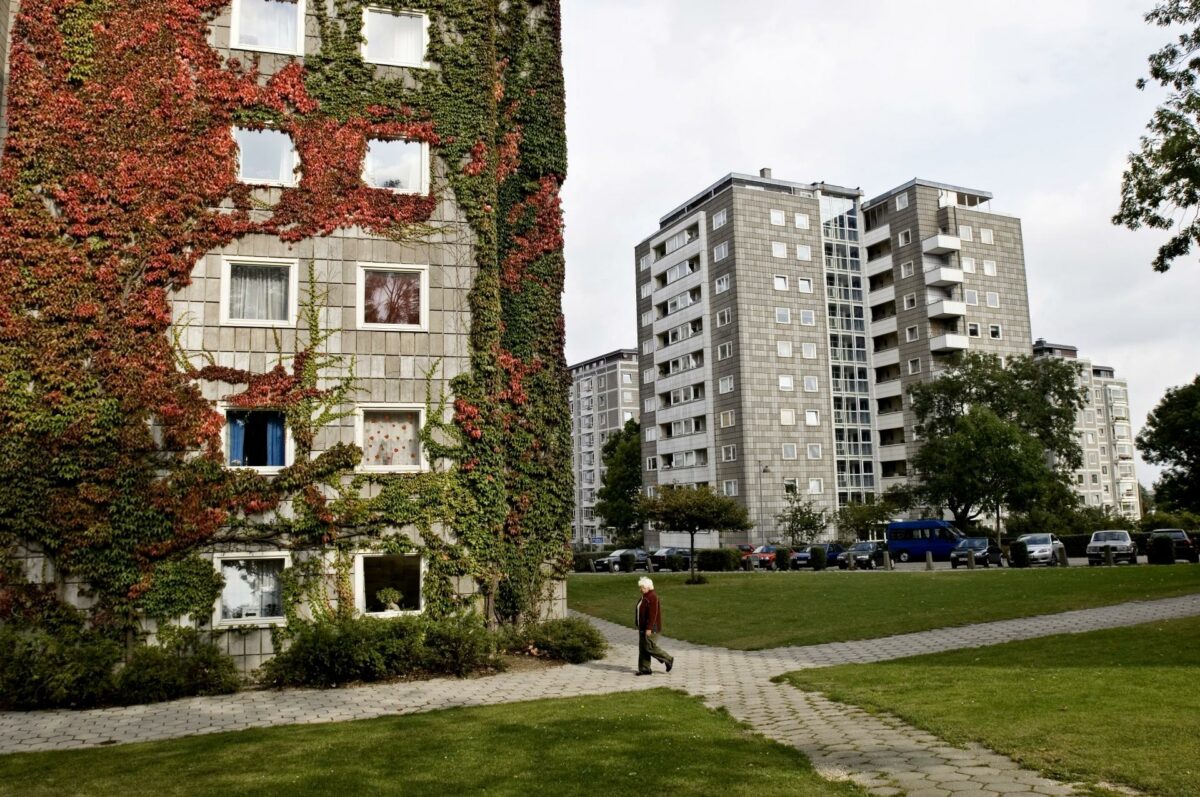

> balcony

[
  {"left": 872, "top": 347, "right": 899, "bottom": 368},
  {"left": 929, "top": 333, "right": 969, "bottom": 353},
  {"left": 868, "top": 284, "right": 895, "bottom": 306},
  {"left": 874, "top": 378, "right": 902, "bottom": 399},
  {"left": 863, "top": 223, "right": 891, "bottom": 248},
  {"left": 926, "top": 299, "right": 966, "bottom": 319},
  {"left": 866, "top": 253, "right": 894, "bottom": 278},
  {"left": 922, "top": 234, "right": 961, "bottom": 255},
  {"left": 878, "top": 442, "right": 908, "bottom": 462},
  {"left": 871, "top": 315, "right": 897, "bottom": 336},
  {"left": 876, "top": 410, "right": 905, "bottom": 430},
  {"left": 881, "top": 475, "right": 910, "bottom": 492},
  {"left": 924, "top": 266, "right": 964, "bottom": 287}
]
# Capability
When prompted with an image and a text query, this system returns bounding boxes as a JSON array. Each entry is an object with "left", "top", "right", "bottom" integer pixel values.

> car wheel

[
  {"left": 898, "top": 552, "right": 910, "bottom": 563},
  {"left": 1049, "top": 553, "right": 1057, "bottom": 567}
]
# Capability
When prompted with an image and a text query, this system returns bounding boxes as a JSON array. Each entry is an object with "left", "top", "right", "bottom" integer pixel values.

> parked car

[
  {"left": 1015, "top": 533, "right": 1067, "bottom": 567},
  {"left": 792, "top": 543, "right": 845, "bottom": 568},
  {"left": 1148, "top": 529, "right": 1199, "bottom": 563},
  {"left": 1086, "top": 530, "right": 1138, "bottom": 566},
  {"left": 836, "top": 541, "right": 888, "bottom": 570},
  {"left": 742, "top": 545, "right": 778, "bottom": 569},
  {"left": 886, "top": 520, "right": 964, "bottom": 562},
  {"left": 650, "top": 547, "right": 692, "bottom": 571},
  {"left": 594, "top": 548, "right": 648, "bottom": 572},
  {"left": 949, "top": 537, "right": 1003, "bottom": 568}
]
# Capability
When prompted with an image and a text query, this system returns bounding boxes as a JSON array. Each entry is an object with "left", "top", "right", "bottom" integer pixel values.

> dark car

[
  {"left": 949, "top": 537, "right": 1003, "bottom": 568},
  {"left": 1148, "top": 529, "right": 1200, "bottom": 563},
  {"left": 594, "top": 548, "right": 649, "bottom": 572},
  {"left": 650, "top": 547, "right": 692, "bottom": 571},
  {"left": 792, "top": 543, "right": 844, "bottom": 569},
  {"left": 742, "top": 545, "right": 778, "bottom": 569},
  {"left": 836, "top": 541, "right": 887, "bottom": 570}
]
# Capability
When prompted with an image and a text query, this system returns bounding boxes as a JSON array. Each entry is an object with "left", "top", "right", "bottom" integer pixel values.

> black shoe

[
  {"left": 665, "top": 660, "right": 673, "bottom": 673},
  {"left": 636, "top": 671, "right": 653, "bottom": 676}
]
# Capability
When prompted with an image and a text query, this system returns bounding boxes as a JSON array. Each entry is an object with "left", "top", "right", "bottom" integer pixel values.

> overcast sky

[{"left": 558, "top": 0, "right": 1200, "bottom": 486}]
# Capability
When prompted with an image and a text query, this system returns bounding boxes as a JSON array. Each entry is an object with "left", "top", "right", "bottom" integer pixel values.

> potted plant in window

[{"left": 375, "top": 587, "right": 404, "bottom": 612}]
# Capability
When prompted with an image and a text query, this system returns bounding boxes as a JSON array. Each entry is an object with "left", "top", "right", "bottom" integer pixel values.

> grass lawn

[
  {"left": 568, "top": 566, "right": 1200, "bottom": 649},
  {"left": 0, "top": 689, "right": 867, "bottom": 797},
  {"left": 782, "top": 616, "right": 1200, "bottom": 797}
]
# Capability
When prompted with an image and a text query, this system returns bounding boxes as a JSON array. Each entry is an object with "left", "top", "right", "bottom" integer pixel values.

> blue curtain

[
  {"left": 266, "top": 413, "right": 285, "bottom": 466},
  {"left": 228, "top": 415, "right": 246, "bottom": 465}
]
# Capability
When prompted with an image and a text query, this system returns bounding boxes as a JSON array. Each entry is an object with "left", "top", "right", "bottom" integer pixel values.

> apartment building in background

[
  {"left": 862, "top": 179, "right": 1034, "bottom": 494},
  {"left": 1032, "top": 339, "right": 1142, "bottom": 519},
  {"left": 569, "top": 349, "right": 640, "bottom": 545},
  {"left": 635, "top": 169, "right": 878, "bottom": 546}
]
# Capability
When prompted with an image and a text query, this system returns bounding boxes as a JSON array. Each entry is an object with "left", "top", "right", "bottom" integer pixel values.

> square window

[
  {"left": 801, "top": 342, "right": 817, "bottom": 359},
  {"left": 805, "top": 409, "right": 819, "bottom": 426},
  {"left": 646, "top": 456, "right": 658, "bottom": 471},
  {"left": 794, "top": 213, "right": 810, "bottom": 230},
  {"left": 780, "top": 408, "right": 796, "bottom": 426},
  {"left": 234, "top": 127, "right": 298, "bottom": 186},
  {"left": 639, "top": 254, "right": 651, "bottom": 272},
  {"left": 716, "top": 308, "right": 732, "bottom": 327},
  {"left": 989, "top": 324, "right": 1003, "bottom": 339},
  {"left": 227, "top": 409, "right": 289, "bottom": 468},
  {"left": 773, "top": 275, "right": 789, "bottom": 291},
  {"left": 232, "top": 0, "right": 304, "bottom": 55},
  {"left": 640, "top": 282, "right": 652, "bottom": 298},
  {"left": 808, "top": 478, "right": 823, "bottom": 494},
  {"left": 363, "top": 139, "right": 428, "bottom": 193},
  {"left": 775, "top": 307, "right": 792, "bottom": 324},
  {"left": 958, "top": 225, "right": 973, "bottom": 241},
  {"left": 222, "top": 258, "right": 297, "bottom": 326},
  {"left": 770, "top": 209, "right": 786, "bottom": 226},
  {"left": 713, "top": 242, "right": 729, "bottom": 261},
  {"left": 779, "top": 375, "right": 795, "bottom": 391},
  {"left": 967, "top": 322, "right": 981, "bottom": 337},
  {"left": 641, "top": 311, "right": 654, "bottom": 327},
  {"left": 799, "top": 309, "right": 816, "bottom": 326},
  {"left": 357, "top": 405, "right": 423, "bottom": 471},
  {"left": 905, "top": 325, "right": 920, "bottom": 342},
  {"left": 980, "top": 228, "right": 994, "bottom": 245},
  {"left": 358, "top": 553, "right": 422, "bottom": 614},
  {"left": 717, "top": 341, "right": 733, "bottom": 360},
  {"left": 895, "top": 193, "right": 909, "bottom": 210},
  {"left": 802, "top": 376, "right": 819, "bottom": 392},
  {"left": 357, "top": 264, "right": 427, "bottom": 330},
  {"left": 362, "top": 8, "right": 428, "bottom": 67},
  {"left": 622, "top": 372, "right": 633, "bottom": 385},
  {"left": 715, "top": 274, "right": 731, "bottom": 293},
  {"left": 721, "top": 445, "right": 737, "bottom": 462},
  {"left": 908, "top": 358, "right": 922, "bottom": 375},
  {"left": 712, "top": 209, "right": 728, "bottom": 230},
  {"left": 903, "top": 293, "right": 917, "bottom": 310},
  {"left": 783, "top": 478, "right": 799, "bottom": 494},
  {"left": 807, "top": 443, "right": 822, "bottom": 460},
  {"left": 723, "top": 479, "right": 739, "bottom": 497},
  {"left": 782, "top": 443, "right": 798, "bottom": 460},
  {"left": 217, "top": 556, "right": 286, "bottom": 623},
  {"left": 643, "top": 397, "right": 656, "bottom": 412},
  {"left": 796, "top": 244, "right": 812, "bottom": 261},
  {"left": 797, "top": 278, "right": 813, "bottom": 293},
  {"left": 777, "top": 340, "right": 793, "bottom": 357},
  {"left": 898, "top": 230, "right": 912, "bottom": 246},
  {"left": 900, "top": 261, "right": 914, "bottom": 278},
  {"left": 719, "top": 410, "right": 736, "bottom": 428},
  {"left": 771, "top": 241, "right": 788, "bottom": 258},
  {"left": 719, "top": 376, "right": 734, "bottom": 394},
  {"left": 983, "top": 260, "right": 997, "bottom": 276},
  {"left": 961, "top": 257, "right": 976, "bottom": 273},
  {"left": 644, "top": 427, "right": 658, "bottom": 442},
  {"left": 965, "top": 290, "right": 978, "bottom": 306},
  {"left": 986, "top": 291, "right": 1000, "bottom": 308}
]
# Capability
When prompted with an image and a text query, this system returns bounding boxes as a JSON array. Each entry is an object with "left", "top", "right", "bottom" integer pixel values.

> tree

[
  {"left": 640, "top": 485, "right": 751, "bottom": 583},
  {"left": 1137, "top": 375, "right": 1200, "bottom": 512},
  {"left": 593, "top": 418, "right": 643, "bottom": 546},
  {"left": 835, "top": 499, "right": 897, "bottom": 543},
  {"left": 776, "top": 494, "right": 828, "bottom": 548},
  {"left": 1114, "top": 2, "right": 1200, "bottom": 271}
]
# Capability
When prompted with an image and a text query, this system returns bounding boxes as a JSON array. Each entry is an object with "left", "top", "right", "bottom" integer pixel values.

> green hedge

[
  {"left": 697, "top": 548, "right": 741, "bottom": 572},
  {"left": 521, "top": 617, "right": 608, "bottom": 664},
  {"left": 809, "top": 546, "right": 828, "bottom": 570},
  {"left": 573, "top": 552, "right": 606, "bottom": 572},
  {"left": 1009, "top": 539, "right": 1030, "bottom": 568},
  {"left": 775, "top": 547, "right": 792, "bottom": 571}
]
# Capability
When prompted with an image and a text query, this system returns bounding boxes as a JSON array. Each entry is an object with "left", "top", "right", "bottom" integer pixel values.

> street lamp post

[{"left": 757, "top": 462, "right": 770, "bottom": 546}]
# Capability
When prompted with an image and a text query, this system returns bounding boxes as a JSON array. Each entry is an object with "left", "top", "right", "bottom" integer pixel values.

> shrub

[
  {"left": 115, "top": 627, "right": 238, "bottom": 705},
  {"left": 572, "top": 552, "right": 606, "bottom": 573},
  {"left": 1009, "top": 539, "right": 1030, "bottom": 568},
  {"left": 774, "top": 547, "right": 791, "bottom": 571},
  {"left": 0, "top": 625, "right": 121, "bottom": 710},
  {"left": 810, "top": 546, "right": 827, "bottom": 570},
  {"left": 697, "top": 548, "right": 742, "bottom": 572},
  {"left": 1149, "top": 534, "right": 1177, "bottom": 565},
  {"left": 261, "top": 615, "right": 427, "bottom": 687},
  {"left": 618, "top": 552, "right": 636, "bottom": 572},
  {"left": 667, "top": 554, "right": 685, "bottom": 572},
  {"left": 524, "top": 618, "right": 607, "bottom": 664},
  {"left": 423, "top": 612, "right": 497, "bottom": 677}
]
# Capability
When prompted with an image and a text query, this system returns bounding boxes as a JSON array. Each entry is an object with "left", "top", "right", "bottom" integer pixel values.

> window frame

[
  {"left": 712, "top": 209, "right": 728, "bottom": 230},
  {"left": 719, "top": 410, "right": 736, "bottom": 428},
  {"left": 212, "top": 551, "right": 291, "bottom": 628},
  {"left": 230, "top": 0, "right": 306, "bottom": 56},
  {"left": 362, "top": 139, "right": 431, "bottom": 195},
  {"left": 354, "top": 551, "right": 425, "bottom": 617},
  {"left": 360, "top": 7, "right": 431, "bottom": 68},
  {"left": 715, "top": 274, "right": 731, "bottom": 293},
  {"left": 354, "top": 402, "right": 428, "bottom": 473},
  {"left": 773, "top": 274, "right": 789, "bottom": 291},
  {"left": 781, "top": 443, "right": 798, "bottom": 460},
  {"left": 220, "top": 255, "right": 300, "bottom": 328},
  {"left": 769, "top": 209, "right": 786, "bottom": 226},
  {"left": 795, "top": 244, "right": 812, "bottom": 261},
  {"left": 356, "top": 262, "right": 430, "bottom": 332},
  {"left": 233, "top": 126, "right": 299, "bottom": 187},
  {"left": 771, "top": 241, "right": 788, "bottom": 259}
]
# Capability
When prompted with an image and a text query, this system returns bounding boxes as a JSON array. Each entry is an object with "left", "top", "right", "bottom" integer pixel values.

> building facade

[
  {"left": 635, "top": 169, "right": 878, "bottom": 545},
  {"left": 1032, "top": 340, "right": 1142, "bottom": 519},
  {"left": 862, "top": 179, "right": 1034, "bottom": 493},
  {"left": 569, "top": 349, "right": 640, "bottom": 546}
]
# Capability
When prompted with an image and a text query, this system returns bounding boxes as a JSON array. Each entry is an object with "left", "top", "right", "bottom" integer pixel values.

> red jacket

[{"left": 636, "top": 590, "right": 662, "bottom": 633}]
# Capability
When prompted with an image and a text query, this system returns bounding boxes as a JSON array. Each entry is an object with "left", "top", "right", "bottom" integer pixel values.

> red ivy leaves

[{"left": 501, "top": 176, "right": 564, "bottom": 289}]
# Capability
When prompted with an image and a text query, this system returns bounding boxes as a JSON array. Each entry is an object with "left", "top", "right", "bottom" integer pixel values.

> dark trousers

[{"left": 638, "top": 630, "right": 673, "bottom": 673}]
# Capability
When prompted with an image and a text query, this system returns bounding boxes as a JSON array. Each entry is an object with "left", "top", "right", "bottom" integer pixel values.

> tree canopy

[
  {"left": 776, "top": 494, "right": 828, "bottom": 548},
  {"left": 640, "top": 485, "right": 751, "bottom": 582},
  {"left": 593, "top": 418, "right": 643, "bottom": 547},
  {"left": 1137, "top": 374, "right": 1200, "bottom": 512}
]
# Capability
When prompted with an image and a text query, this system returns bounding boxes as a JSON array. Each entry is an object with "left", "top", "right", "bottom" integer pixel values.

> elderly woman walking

[{"left": 635, "top": 576, "right": 674, "bottom": 675}]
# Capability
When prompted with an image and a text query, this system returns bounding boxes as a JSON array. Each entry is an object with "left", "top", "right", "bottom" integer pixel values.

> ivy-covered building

[{"left": 0, "top": 0, "right": 571, "bottom": 674}]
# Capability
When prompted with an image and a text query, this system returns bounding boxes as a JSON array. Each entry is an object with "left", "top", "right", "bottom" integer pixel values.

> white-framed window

[
  {"left": 222, "top": 406, "right": 293, "bottom": 471},
  {"left": 808, "top": 478, "right": 823, "bottom": 495},
  {"left": 641, "top": 311, "right": 654, "bottom": 327},
  {"left": 773, "top": 275, "right": 789, "bottom": 291},
  {"left": 895, "top": 192, "right": 909, "bottom": 211},
  {"left": 779, "top": 374, "right": 795, "bottom": 391},
  {"left": 716, "top": 308, "right": 732, "bottom": 327},
  {"left": 640, "top": 282, "right": 653, "bottom": 298},
  {"left": 622, "top": 409, "right": 634, "bottom": 423},
  {"left": 805, "top": 409, "right": 820, "bottom": 426},
  {"left": 233, "top": 127, "right": 299, "bottom": 186},
  {"left": 718, "top": 376, "right": 734, "bottom": 394},
  {"left": 802, "top": 376, "right": 818, "bottom": 392},
  {"left": 795, "top": 213, "right": 810, "bottom": 230},
  {"left": 797, "top": 277, "right": 813, "bottom": 293},
  {"left": 961, "top": 256, "right": 976, "bottom": 273},
  {"left": 967, "top": 322, "right": 981, "bottom": 337},
  {"left": 356, "top": 262, "right": 429, "bottom": 331},
  {"left": 989, "top": 324, "right": 1003, "bottom": 339},
  {"left": 801, "top": 342, "right": 817, "bottom": 359},
  {"left": 783, "top": 477, "right": 799, "bottom": 494},
  {"left": 355, "top": 551, "right": 424, "bottom": 616},
  {"left": 902, "top": 292, "right": 917, "bottom": 310},
  {"left": 717, "top": 341, "right": 733, "bottom": 360},
  {"left": 641, "top": 339, "right": 654, "bottom": 355},
  {"left": 646, "top": 456, "right": 658, "bottom": 471},
  {"left": 900, "top": 261, "right": 914, "bottom": 278},
  {"left": 781, "top": 443, "right": 798, "bottom": 460},
  {"left": 770, "top": 209, "right": 786, "bottom": 226},
  {"left": 622, "top": 372, "right": 633, "bottom": 385},
  {"left": 777, "top": 340, "right": 793, "bottom": 358},
  {"left": 796, "top": 244, "right": 812, "bottom": 261},
  {"left": 980, "top": 228, "right": 994, "bottom": 245},
  {"left": 722, "top": 479, "right": 739, "bottom": 497},
  {"left": 363, "top": 139, "right": 430, "bottom": 194},
  {"left": 231, "top": 0, "right": 305, "bottom": 55},
  {"left": 721, "top": 444, "right": 737, "bottom": 462},
  {"left": 719, "top": 410, "right": 736, "bottom": 428},
  {"left": 644, "top": 397, "right": 656, "bottom": 413},
  {"left": 713, "top": 242, "right": 729, "bottom": 261},
  {"left": 220, "top": 256, "right": 299, "bottom": 327},
  {"left": 780, "top": 408, "right": 796, "bottom": 426},
  {"left": 712, "top": 209, "right": 728, "bottom": 230},
  {"left": 213, "top": 552, "right": 290, "bottom": 626},
  {"left": 898, "top": 230, "right": 912, "bottom": 246},
  {"left": 645, "top": 427, "right": 658, "bottom": 442},
  {"left": 355, "top": 403, "right": 425, "bottom": 472},
  {"left": 965, "top": 289, "right": 978, "bottom": 306},
  {"left": 958, "top": 225, "right": 973, "bottom": 241},
  {"left": 715, "top": 274, "right": 731, "bottom": 293},
  {"left": 986, "top": 291, "right": 1000, "bottom": 308},
  {"left": 807, "top": 443, "right": 822, "bottom": 460},
  {"left": 775, "top": 307, "right": 792, "bottom": 324},
  {"left": 771, "top": 241, "right": 788, "bottom": 258},
  {"left": 361, "top": 7, "right": 429, "bottom": 67},
  {"left": 908, "top": 358, "right": 922, "bottom": 375},
  {"left": 983, "top": 260, "right": 997, "bottom": 276},
  {"left": 639, "top": 254, "right": 651, "bottom": 272},
  {"left": 905, "top": 325, "right": 920, "bottom": 342},
  {"left": 799, "top": 309, "right": 816, "bottom": 326}
]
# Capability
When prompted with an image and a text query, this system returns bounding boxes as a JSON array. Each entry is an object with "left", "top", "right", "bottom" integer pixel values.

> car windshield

[
  {"left": 850, "top": 542, "right": 873, "bottom": 551},
  {"left": 753, "top": 546, "right": 774, "bottom": 553},
  {"left": 1092, "top": 531, "right": 1129, "bottom": 542},
  {"left": 1020, "top": 535, "right": 1051, "bottom": 545},
  {"left": 653, "top": 549, "right": 670, "bottom": 556},
  {"left": 957, "top": 538, "right": 987, "bottom": 549}
]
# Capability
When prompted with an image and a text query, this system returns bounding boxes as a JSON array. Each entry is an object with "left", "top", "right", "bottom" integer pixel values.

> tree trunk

[{"left": 689, "top": 532, "right": 697, "bottom": 582}]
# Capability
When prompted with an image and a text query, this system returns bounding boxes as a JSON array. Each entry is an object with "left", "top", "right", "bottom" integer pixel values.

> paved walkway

[{"left": 4, "top": 593, "right": 1199, "bottom": 796}]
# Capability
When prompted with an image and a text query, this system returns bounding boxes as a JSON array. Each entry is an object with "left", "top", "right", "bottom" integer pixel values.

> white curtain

[
  {"left": 366, "top": 10, "right": 424, "bottom": 65},
  {"left": 230, "top": 264, "right": 289, "bottom": 321},
  {"left": 237, "top": 0, "right": 299, "bottom": 51},
  {"left": 235, "top": 128, "right": 294, "bottom": 184}
]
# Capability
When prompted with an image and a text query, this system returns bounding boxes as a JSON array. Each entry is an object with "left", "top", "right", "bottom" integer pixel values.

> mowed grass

[
  {"left": 0, "top": 689, "right": 867, "bottom": 797},
  {"left": 782, "top": 616, "right": 1200, "bottom": 797},
  {"left": 568, "top": 566, "right": 1200, "bottom": 649}
]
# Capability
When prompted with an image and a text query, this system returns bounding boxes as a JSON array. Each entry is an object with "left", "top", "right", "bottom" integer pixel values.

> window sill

[
  {"left": 216, "top": 617, "right": 287, "bottom": 629},
  {"left": 219, "top": 317, "right": 296, "bottom": 329},
  {"left": 231, "top": 44, "right": 304, "bottom": 57},
  {"left": 363, "top": 608, "right": 423, "bottom": 618},
  {"left": 238, "top": 178, "right": 299, "bottom": 189},
  {"left": 359, "top": 322, "right": 428, "bottom": 333},
  {"left": 364, "top": 58, "right": 432, "bottom": 70},
  {"left": 227, "top": 465, "right": 288, "bottom": 474},
  {"left": 358, "top": 465, "right": 425, "bottom": 474}
]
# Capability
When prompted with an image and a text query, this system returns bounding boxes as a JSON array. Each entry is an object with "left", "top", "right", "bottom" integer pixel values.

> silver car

[
  {"left": 1087, "top": 530, "right": 1138, "bottom": 566},
  {"left": 1015, "top": 533, "right": 1066, "bottom": 567}
]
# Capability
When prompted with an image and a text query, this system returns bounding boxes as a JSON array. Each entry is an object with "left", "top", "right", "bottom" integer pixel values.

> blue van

[{"left": 886, "top": 520, "right": 964, "bottom": 563}]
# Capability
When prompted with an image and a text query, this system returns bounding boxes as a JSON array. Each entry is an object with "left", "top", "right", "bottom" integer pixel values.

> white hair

[{"left": 638, "top": 576, "right": 654, "bottom": 590}]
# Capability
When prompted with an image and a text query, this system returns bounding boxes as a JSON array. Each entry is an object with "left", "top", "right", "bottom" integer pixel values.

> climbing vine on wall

[{"left": 0, "top": 0, "right": 569, "bottom": 635}]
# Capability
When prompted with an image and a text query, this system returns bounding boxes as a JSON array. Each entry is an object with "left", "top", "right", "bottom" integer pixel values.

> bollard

[
  {"left": 967, "top": 551, "right": 976, "bottom": 570},
  {"left": 1106, "top": 547, "right": 1115, "bottom": 567},
  {"left": 1059, "top": 551, "right": 1070, "bottom": 568},
  {"left": 883, "top": 551, "right": 892, "bottom": 571},
  {"left": 925, "top": 550, "right": 934, "bottom": 571}
]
